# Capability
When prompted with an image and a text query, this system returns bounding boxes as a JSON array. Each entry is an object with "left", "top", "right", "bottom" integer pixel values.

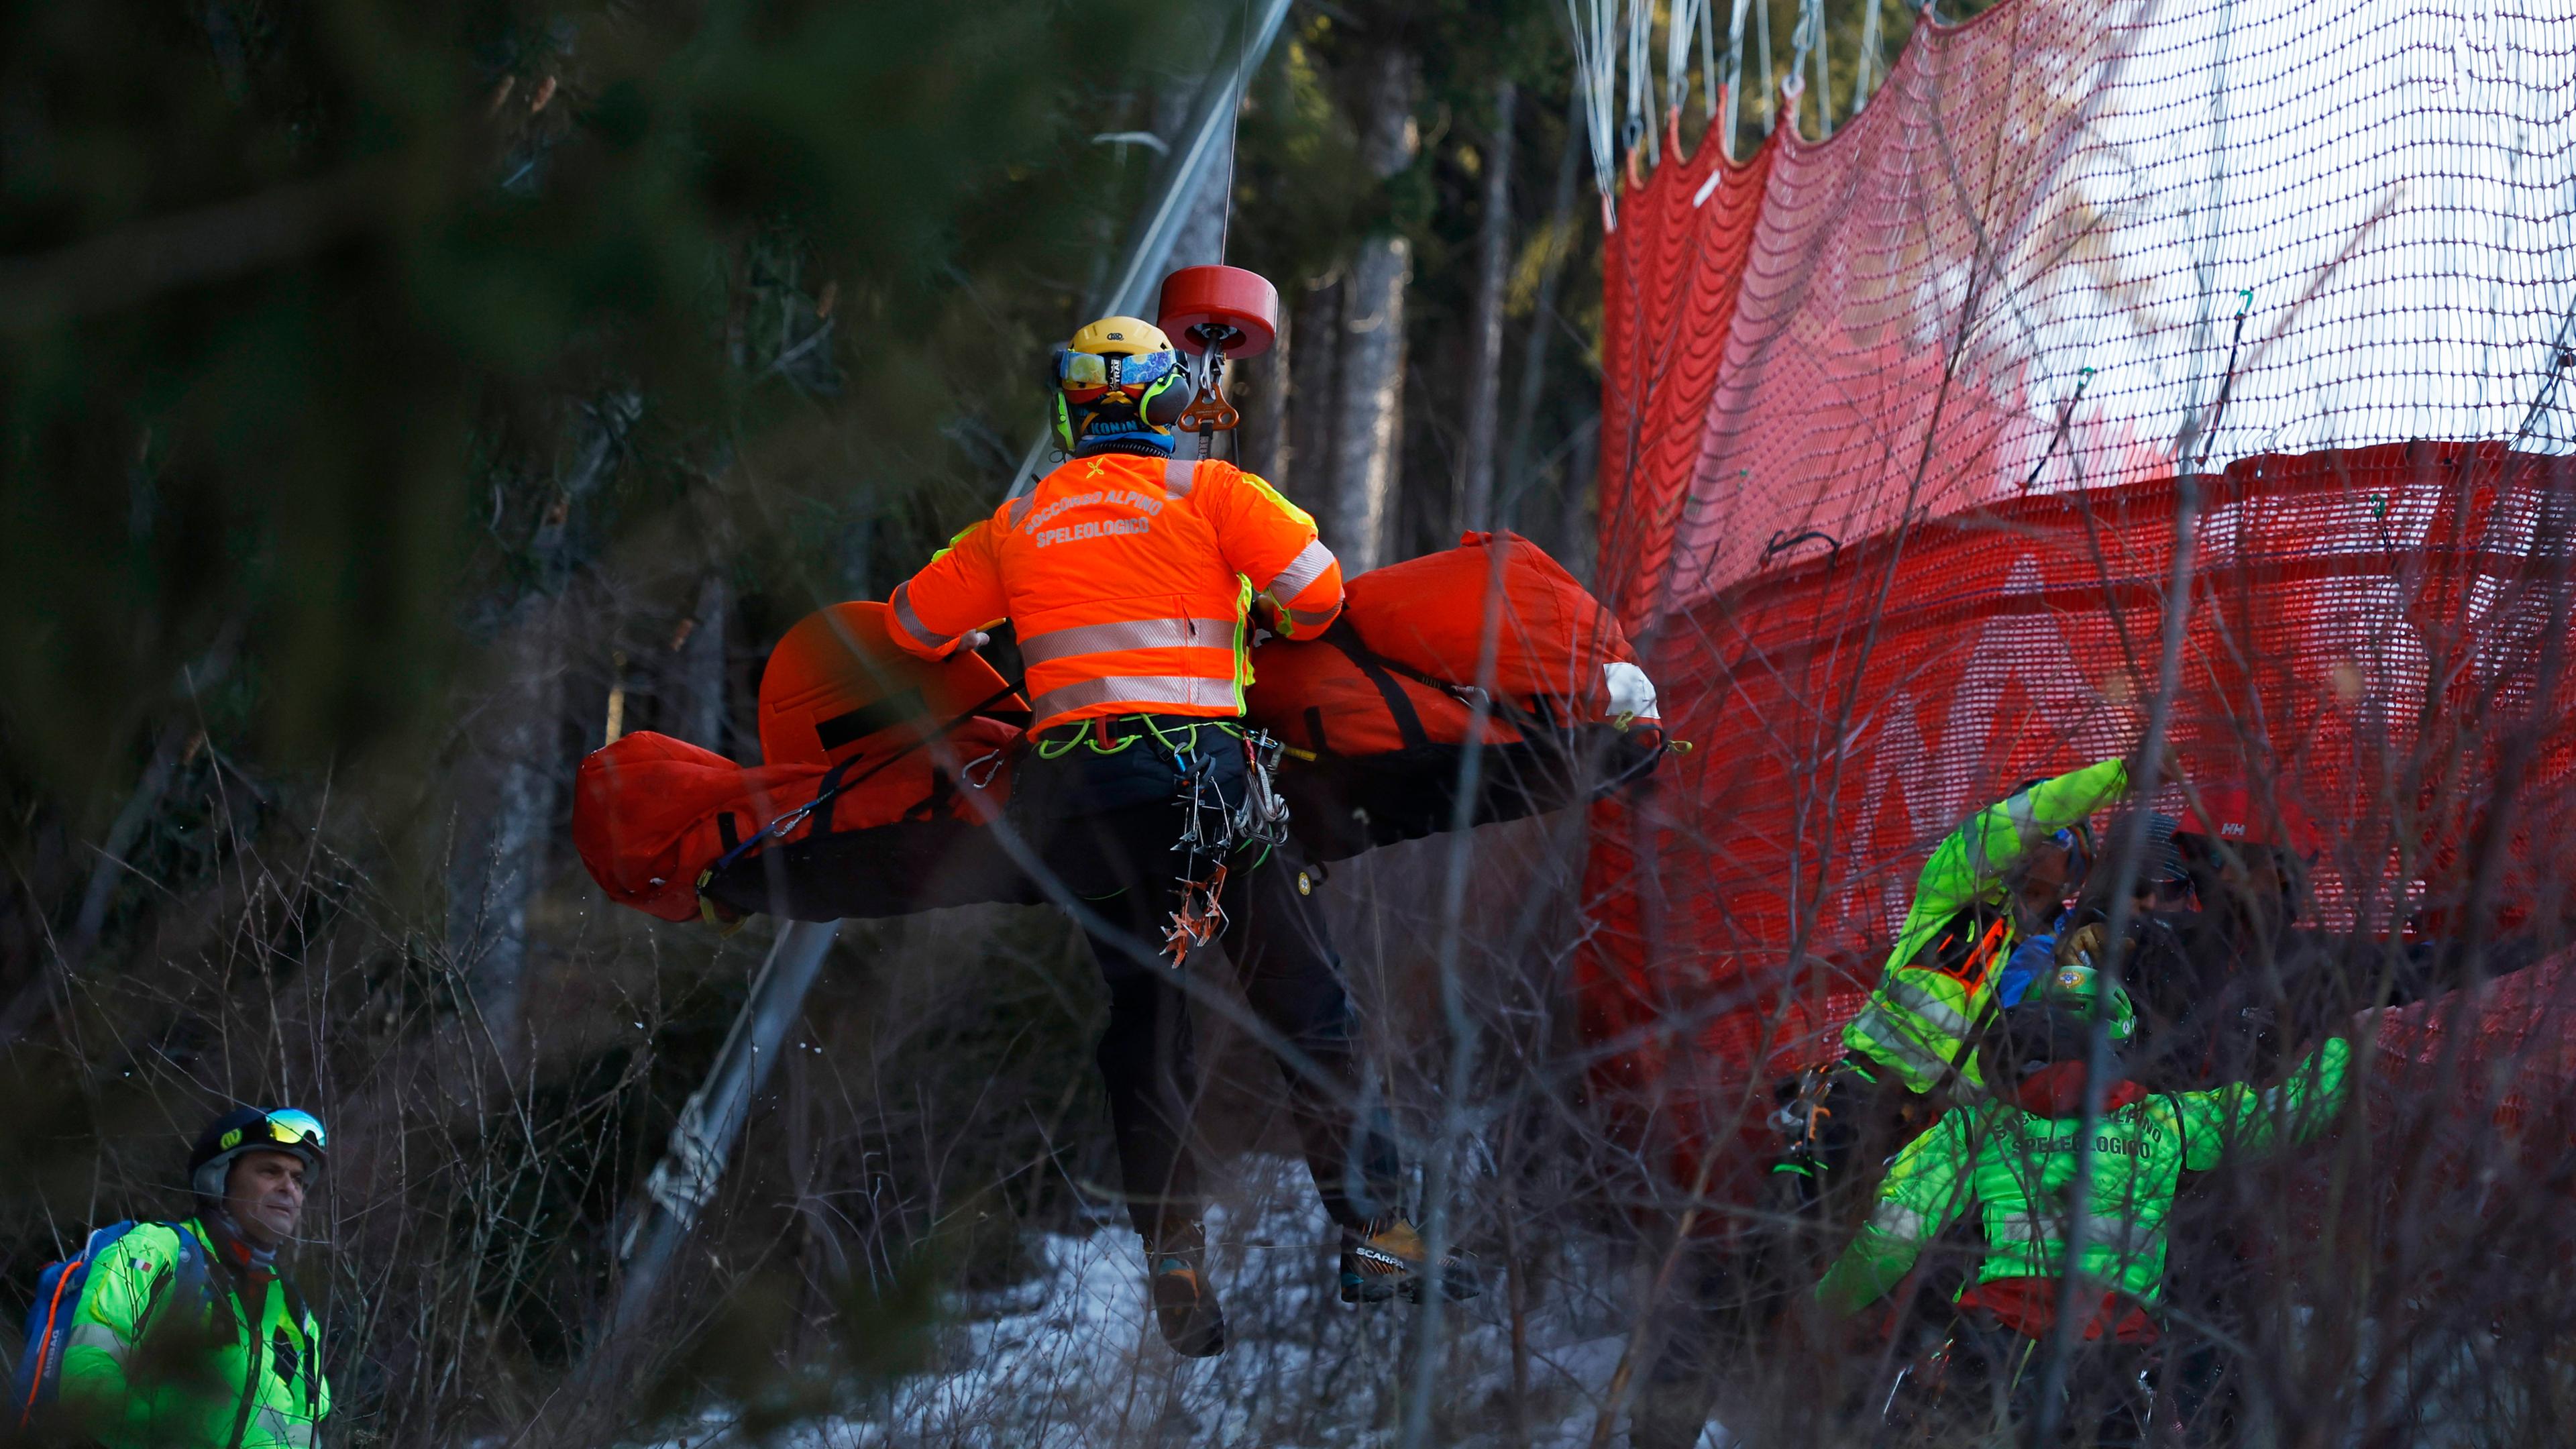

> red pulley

[{"left": 1156, "top": 266, "right": 1279, "bottom": 358}]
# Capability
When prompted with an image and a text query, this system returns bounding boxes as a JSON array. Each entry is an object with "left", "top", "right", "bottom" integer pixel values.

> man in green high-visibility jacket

[
  {"left": 1817, "top": 966, "right": 2352, "bottom": 1442},
  {"left": 54, "top": 1107, "right": 332, "bottom": 1448},
  {"left": 1776, "top": 752, "right": 2165, "bottom": 1213},
  {"left": 1842, "top": 753, "right": 2157, "bottom": 1097}
]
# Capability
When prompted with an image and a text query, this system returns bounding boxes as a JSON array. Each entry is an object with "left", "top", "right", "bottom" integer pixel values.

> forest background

[{"left": 3, "top": 1, "right": 1971, "bottom": 1443}]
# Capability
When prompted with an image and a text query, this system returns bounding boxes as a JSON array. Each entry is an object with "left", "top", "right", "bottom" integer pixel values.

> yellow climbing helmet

[
  {"left": 1066, "top": 315, "right": 1174, "bottom": 361},
  {"left": 1052, "top": 316, "right": 1191, "bottom": 452}
]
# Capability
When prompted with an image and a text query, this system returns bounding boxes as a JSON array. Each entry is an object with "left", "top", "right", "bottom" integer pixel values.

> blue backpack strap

[
  {"left": 168, "top": 1222, "right": 205, "bottom": 1296},
  {"left": 87, "top": 1220, "right": 141, "bottom": 1254},
  {"left": 11, "top": 1220, "right": 145, "bottom": 1430}
]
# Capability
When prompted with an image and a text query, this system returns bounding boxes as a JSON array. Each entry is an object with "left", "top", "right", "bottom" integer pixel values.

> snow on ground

[{"left": 637, "top": 1155, "right": 1727, "bottom": 1448}]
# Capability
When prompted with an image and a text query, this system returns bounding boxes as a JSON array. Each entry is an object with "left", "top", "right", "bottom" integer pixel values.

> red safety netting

[
  {"left": 2375, "top": 945, "right": 2576, "bottom": 1153},
  {"left": 1596, "top": 117, "right": 1774, "bottom": 633},
  {"left": 1577, "top": 0, "right": 2576, "bottom": 1204}
]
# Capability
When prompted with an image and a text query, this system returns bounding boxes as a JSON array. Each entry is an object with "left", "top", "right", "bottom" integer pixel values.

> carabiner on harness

[
  {"left": 961, "top": 748, "right": 1008, "bottom": 790},
  {"left": 1232, "top": 729, "right": 1292, "bottom": 850}
]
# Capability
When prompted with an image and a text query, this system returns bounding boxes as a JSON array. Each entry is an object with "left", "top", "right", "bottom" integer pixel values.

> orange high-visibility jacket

[{"left": 885, "top": 454, "right": 1344, "bottom": 733}]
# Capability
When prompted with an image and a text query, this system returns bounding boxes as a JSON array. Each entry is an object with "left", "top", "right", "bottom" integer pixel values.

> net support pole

[
  {"left": 1005, "top": 0, "right": 1295, "bottom": 500},
  {"left": 1721, "top": 0, "right": 1750, "bottom": 162},
  {"left": 584, "top": 917, "right": 845, "bottom": 1378},
  {"left": 1756, "top": 0, "right": 1776, "bottom": 130},
  {"left": 1854, "top": 0, "right": 1884, "bottom": 115},
  {"left": 1698, "top": 0, "right": 1717, "bottom": 134}
]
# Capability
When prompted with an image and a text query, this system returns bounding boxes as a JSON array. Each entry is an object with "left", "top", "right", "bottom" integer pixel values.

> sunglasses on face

[{"left": 2139, "top": 877, "right": 2196, "bottom": 907}]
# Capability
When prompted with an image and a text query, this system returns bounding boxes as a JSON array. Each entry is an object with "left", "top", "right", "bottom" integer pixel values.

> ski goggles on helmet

[
  {"left": 246, "top": 1109, "right": 329, "bottom": 1153},
  {"left": 1057, "top": 346, "right": 1182, "bottom": 405}
]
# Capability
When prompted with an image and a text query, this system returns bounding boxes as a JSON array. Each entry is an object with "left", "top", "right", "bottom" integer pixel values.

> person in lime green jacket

[
  {"left": 1775, "top": 751, "right": 2164, "bottom": 1214},
  {"left": 1817, "top": 967, "right": 2352, "bottom": 1441},
  {"left": 1842, "top": 752, "right": 2167, "bottom": 1097},
  {"left": 56, "top": 1107, "right": 331, "bottom": 1448}
]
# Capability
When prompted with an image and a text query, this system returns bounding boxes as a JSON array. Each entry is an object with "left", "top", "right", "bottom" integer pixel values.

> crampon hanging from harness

[
  {"left": 1160, "top": 724, "right": 1293, "bottom": 964},
  {"left": 1242, "top": 531, "right": 1672, "bottom": 860}
]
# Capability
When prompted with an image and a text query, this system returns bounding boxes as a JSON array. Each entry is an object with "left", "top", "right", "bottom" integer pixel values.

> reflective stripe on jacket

[
  {"left": 1817, "top": 1037, "right": 2351, "bottom": 1317},
  {"left": 885, "top": 455, "right": 1343, "bottom": 732},
  {"left": 1843, "top": 758, "right": 2131, "bottom": 1094},
  {"left": 57, "top": 1219, "right": 329, "bottom": 1448}
]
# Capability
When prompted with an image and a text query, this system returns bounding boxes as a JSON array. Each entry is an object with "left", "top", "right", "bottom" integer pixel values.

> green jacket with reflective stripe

[
  {"left": 56, "top": 1219, "right": 330, "bottom": 1449},
  {"left": 1817, "top": 1037, "right": 2351, "bottom": 1316},
  {"left": 1842, "top": 758, "right": 2131, "bottom": 1093}
]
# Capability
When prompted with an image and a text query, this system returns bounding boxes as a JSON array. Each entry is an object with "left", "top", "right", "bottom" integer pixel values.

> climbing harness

[{"left": 1028, "top": 713, "right": 1293, "bottom": 967}]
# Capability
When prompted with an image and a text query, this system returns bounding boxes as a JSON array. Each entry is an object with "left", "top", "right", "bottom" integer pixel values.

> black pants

[{"left": 1013, "top": 718, "right": 1398, "bottom": 1240}]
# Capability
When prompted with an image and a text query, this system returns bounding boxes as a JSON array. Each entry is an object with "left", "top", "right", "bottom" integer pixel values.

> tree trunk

[
  {"left": 837, "top": 510, "right": 873, "bottom": 602},
  {"left": 1163, "top": 119, "right": 1230, "bottom": 275},
  {"left": 1328, "top": 239, "right": 1408, "bottom": 573},
  {"left": 676, "top": 570, "right": 729, "bottom": 755},
  {"left": 1145, "top": 31, "right": 1236, "bottom": 462},
  {"left": 1324, "top": 47, "right": 1418, "bottom": 575},
  {"left": 1456, "top": 79, "right": 1516, "bottom": 537},
  {"left": 1758, "top": 0, "right": 1778, "bottom": 128},
  {"left": 1239, "top": 299, "right": 1290, "bottom": 480},
  {"left": 1503, "top": 90, "right": 1586, "bottom": 524},
  {"left": 1139, "top": 21, "right": 1232, "bottom": 282},
  {"left": 449, "top": 396, "right": 629, "bottom": 1061},
  {"left": 449, "top": 603, "right": 564, "bottom": 1057},
  {"left": 1559, "top": 414, "right": 1601, "bottom": 589},
  {"left": 0, "top": 712, "right": 195, "bottom": 1046},
  {"left": 1809, "top": 0, "right": 1833, "bottom": 139},
  {"left": 1163, "top": 106, "right": 1230, "bottom": 465},
  {"left": 1287, "top": 276, "right": 1342, "bottom": 499}
]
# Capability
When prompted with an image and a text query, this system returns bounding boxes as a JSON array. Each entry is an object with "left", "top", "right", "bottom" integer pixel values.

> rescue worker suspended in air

[{"left": 881, "top": 314, "right": 1472, "bottom": 1358}]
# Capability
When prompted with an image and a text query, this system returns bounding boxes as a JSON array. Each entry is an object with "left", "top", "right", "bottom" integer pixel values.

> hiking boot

[
  {"left": 1144, "top": 1222, "right": 1227, "bottom": 1357},
  {"left": 1340, "top": 1217, "right": 1484, "bottom": 1304}
]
